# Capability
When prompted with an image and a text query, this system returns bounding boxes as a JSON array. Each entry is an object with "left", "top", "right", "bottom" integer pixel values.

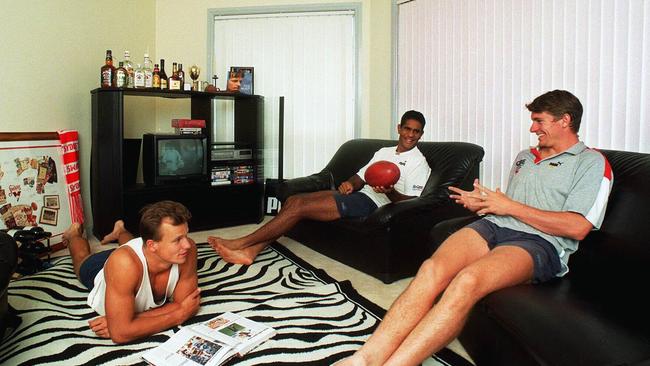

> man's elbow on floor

[{"left": 110, "top": 331, "right": 139, "bottom": 344}]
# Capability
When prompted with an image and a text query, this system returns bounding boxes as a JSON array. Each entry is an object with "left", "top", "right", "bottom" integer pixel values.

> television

[{"left": 142, "top": 134, "right": 208, "bottom": 185}]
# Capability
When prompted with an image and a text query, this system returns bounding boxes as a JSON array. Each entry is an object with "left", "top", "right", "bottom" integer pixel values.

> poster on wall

[{"left": 0, "top": 131, "right": 84, "bottom": 249}]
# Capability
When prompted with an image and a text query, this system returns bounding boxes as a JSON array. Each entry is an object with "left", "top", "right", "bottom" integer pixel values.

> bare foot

[
  {"left": 62, "top": 223, "right": 84, "bottom": 247},
  {"left": 208, "top": 236, "right": 255, "bottom": 265},
  {"left": 333, "top": 353, "right": 368, "bottom": 366},
  {"left": 100, "top": 220, "right": 126, "bottom": 245},
  {"left": 207, "top": 235, "right": 243, "bottom": 250}
]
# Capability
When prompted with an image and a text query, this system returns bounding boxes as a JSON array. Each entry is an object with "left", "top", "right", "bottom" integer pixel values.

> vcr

[{"left": 211, "top": 147, "right": 253, "bottom": 161}]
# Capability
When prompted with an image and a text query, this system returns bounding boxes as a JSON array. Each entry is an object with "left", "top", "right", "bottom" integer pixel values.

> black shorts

[
  {"left": 78, "top": 249, "right": 114, "bottom": 290},
  {"left": 465, "top": 219, "right": 561, "bottom": 283},
  {"left": 333, "top": 192, "right": 378, "bottom": 218}
]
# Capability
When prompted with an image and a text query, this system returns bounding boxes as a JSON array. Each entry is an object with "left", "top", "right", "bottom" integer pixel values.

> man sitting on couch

[
  {"left": 209, "top": 110, "right": 432, "bottom": 265},
  {"left": 65, "top": 200, "right": 200, "bottom": 344},
  {"left": 336, "top": 90, "right": 613, "bottom": 366}
]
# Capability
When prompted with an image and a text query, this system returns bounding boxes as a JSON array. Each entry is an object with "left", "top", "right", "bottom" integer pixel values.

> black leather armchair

[
  {"left": 277, "top": 139, "right": 484, "bottom": 283},
  {"left": 431, "top": 149, "right": 650, "bottom": 366}
]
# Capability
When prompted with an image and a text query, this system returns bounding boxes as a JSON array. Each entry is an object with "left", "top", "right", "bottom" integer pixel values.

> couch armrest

[
  {"left": 429, "top": 215, "right": 481, "bottom": 248},
  {"left": 364, "top": 195, "right": 474, "bottom": 229},
  {"left": 277, "top": 170, "right": 335, "bottom": 202}
]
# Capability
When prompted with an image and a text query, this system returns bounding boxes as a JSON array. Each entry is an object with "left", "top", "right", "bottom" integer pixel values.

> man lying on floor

[{"left": 64, "top": 200, "right": 200, "bottom": 343}]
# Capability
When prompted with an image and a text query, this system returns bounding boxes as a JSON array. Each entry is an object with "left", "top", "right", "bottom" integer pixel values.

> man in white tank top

[{"left": 65, "top": 200, "right": 200, "bottom": 343}]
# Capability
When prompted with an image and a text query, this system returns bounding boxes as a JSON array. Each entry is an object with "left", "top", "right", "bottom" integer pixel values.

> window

[
  {"left": 211, "top": 6, "right": 359, "bottom": 179},
  {"left": 397, "top": 0, "right": 650, "bottom": 189}
]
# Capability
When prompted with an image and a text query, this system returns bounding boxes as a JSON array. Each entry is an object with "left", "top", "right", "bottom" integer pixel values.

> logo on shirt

[
  {"left": 412, "top": 184, "right": 424, "bottom": 191},
  {"left": 398, "top": 161, "right": 407, "bottom": 166},
  {"left": 549, "top": 161, "right": 563, "bottom": 167},
  {"left": 515, "top": 159, "right": 526, "bottom": 174}
]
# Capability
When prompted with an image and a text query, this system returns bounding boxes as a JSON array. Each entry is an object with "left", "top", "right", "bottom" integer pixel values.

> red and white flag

[{"left": 57, "top": 130, "right": 84, "bottom": 224}]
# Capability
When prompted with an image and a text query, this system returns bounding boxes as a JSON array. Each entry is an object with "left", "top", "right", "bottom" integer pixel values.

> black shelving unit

[{"left": 90, "top": 88, "right": 264, "bottom": 239}]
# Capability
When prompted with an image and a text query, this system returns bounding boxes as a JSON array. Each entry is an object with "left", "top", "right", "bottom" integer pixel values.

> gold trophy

[{"left": 189, "top": 65, "right": 201, "bottom": 91}]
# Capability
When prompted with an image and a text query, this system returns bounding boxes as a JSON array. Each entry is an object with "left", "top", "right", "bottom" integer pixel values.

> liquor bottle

[
  {"left": 152, "top": 64, "right": 161, "bottom": 89},
  {"left": 134, "top": 63, "right": 145, "bottom": 88},
  {"left": 122, "top": 50, "right": 134, "bottom": 88},
  {"left": 143, "top": 53, "right": 153, "bottom": 88},
  {"left": 159, "top": 59, "right": 168, "bottom": 90},
  {"left": 100, "top": 50, "right": 116, "bottom": 88},
  {"left": 115, "top": 61, "right": 128, "bottom": 88},
  {"left": 177, "top": 63, "right": 185, "bottom": 90},
  {"left": 169, "top": 62, "right": 181, "bottom": 90}
]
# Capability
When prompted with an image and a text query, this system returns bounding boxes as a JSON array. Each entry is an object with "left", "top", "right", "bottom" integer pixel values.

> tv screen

[
  {"left": 143, "top": 134, "right": 207, "bottom": 185},
  {"left": 158, "top": 138, "right": 205, "bottom": 176}
]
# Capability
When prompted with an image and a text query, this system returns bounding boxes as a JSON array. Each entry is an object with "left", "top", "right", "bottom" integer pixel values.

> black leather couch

[
  {"left": 277, "top": 138, "right": 484, "bottom": 284},
  {"left": 430, "top": 149, "right": 650, "bottom": 366},
  {"left": 0, "top": 232, "right": 18, "bottom": 338}
]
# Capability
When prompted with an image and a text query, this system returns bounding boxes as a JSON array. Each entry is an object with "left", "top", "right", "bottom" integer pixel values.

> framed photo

[
  {"left": 227, "top": 67, "right": 254, "bottom": 95},
  {"left": 44, "top": 194, "right": 60, "bottom": 209},
  {"left": 39, "top": 207, "right": 59, "bottom": 226}
]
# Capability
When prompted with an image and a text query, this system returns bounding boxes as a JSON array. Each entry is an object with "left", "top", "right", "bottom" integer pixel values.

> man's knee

[
  {"left": 284, "top": 192, "right": 329, "bottom": 210},
  {"left": 283, "top": 195, "right": 303, "bottom": 211},
  {"left": 446, "top": 269, "right": 484, "bottom": 302}
]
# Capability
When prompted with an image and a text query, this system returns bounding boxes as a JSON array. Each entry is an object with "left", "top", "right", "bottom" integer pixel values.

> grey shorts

[
  {"left": 78, "top": 249, "right": 114, "bottom": 290},
  {"left": 465, "top": 219, "right": 561, "bottom": 283},
  {"left": 333, "top": 192, "right": 378, "bottom": 218}
]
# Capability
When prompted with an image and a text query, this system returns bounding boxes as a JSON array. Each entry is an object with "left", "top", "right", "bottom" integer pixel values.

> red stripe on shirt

[
  {"left": 530, "top": 147, "right": 542, "bottom": 164},
  {"left": 593, "top": 148, "right": 613, "bottom": 180}
]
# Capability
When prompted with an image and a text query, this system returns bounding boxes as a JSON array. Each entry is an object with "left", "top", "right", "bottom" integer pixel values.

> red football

[{"left": 364, "top": 160, "right": 401, "bottom": 187}]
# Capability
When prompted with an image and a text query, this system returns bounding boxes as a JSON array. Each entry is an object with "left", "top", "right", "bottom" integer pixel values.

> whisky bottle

[
  {"left": 122, "top": 50, "right": 134, "bottom": 88},
  {"left": 152, "top": 64, "right": 161, "bottom": 89},
  {"left": 134, "top": 63, "right": 145, "bottom": 88},
  {"left": 177, "top": 63, "right": 185, "bottom": 90},
  {"left": 115, "top": 61, "right": 128, "bottom": 88},
  {"left": 159, "top": 59, "right": 168, "bottom": 89},
  {"left": 169, "top": 62, "right": 181, "bottom": 90},
  {"left": 100, "top": 50, "right": 116, "bottom": 88},
  {"left": 143, "top": 53, "right": 153, "bottom": 88}
]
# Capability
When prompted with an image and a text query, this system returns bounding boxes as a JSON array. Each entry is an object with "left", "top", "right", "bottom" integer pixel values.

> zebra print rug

[{"left": 0, "top": 243, "right": 471, "bottom": 366}]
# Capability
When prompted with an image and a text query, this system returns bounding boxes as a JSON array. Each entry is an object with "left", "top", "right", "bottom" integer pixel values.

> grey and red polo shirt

[{"left": 485, "top": 141, "right": 613, "bottom": 276}]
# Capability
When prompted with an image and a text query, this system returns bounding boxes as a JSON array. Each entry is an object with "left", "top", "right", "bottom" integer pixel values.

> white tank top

[{"left": 87, "top": 237, "right": 180, "bottom": 316}]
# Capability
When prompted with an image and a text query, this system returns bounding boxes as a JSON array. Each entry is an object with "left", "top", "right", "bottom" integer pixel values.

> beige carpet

[{"left": 54, "top": 216, "right": 474, "bottom": 365}]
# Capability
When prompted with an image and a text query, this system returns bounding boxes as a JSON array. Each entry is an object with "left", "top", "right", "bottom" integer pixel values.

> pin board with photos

[{"left": 0, "top": 132, "right": 79, "bottom": 246}]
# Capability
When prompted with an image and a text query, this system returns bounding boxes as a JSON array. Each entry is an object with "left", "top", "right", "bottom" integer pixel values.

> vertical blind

[
  {"left": 397, "top": 0, "right": 650, "bottom": 189},
  {"left": 213, "top": 10, "right": 356, "bottom": 179}
]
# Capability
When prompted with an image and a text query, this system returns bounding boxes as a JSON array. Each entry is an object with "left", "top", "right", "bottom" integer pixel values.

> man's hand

[
  {"left": 371, "top": 185, "right": 394, "bottom": 194},
  {"left": 338, "top": 181, "right": 354, "bottom": 195},
  {"left": 177, "top": 288, "right": 201, "bottom": 324},
  {"left": 449, "top": 179, "right": 484, "bottom": 213},
  {"left": 89, "top": 316, "right": 110, "bottom": 338},
  {"left": 471, "top": 182, "right": 517, "bottom": 216},
  {"left": 450, "top": 179, "right": 517, "bottom": 216}
]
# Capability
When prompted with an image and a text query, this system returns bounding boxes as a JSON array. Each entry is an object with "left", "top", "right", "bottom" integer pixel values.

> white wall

[{"left": 0, "top": 0, "right": 156, "bottom": 229}]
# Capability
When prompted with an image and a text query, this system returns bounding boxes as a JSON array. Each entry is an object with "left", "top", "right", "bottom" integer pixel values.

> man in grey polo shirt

[{"left": 336, "top": 90, "right": 613, "bottom": 366}]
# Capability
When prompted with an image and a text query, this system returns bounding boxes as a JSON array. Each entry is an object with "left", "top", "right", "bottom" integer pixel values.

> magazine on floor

[{"left": 142, "top": 312, "right": 277, "bottom": 366}]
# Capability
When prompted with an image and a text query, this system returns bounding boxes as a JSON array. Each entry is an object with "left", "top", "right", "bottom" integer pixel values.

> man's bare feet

[
  {"left": 62, "top": 222, "right": 84, "bottom": 247},
  {"left": 100, "top": 220, "right": 126, "bottom": 245},
  {"left": 333, "top": 353, "right": 368, "bottom": 366},
  {"left": 208, "top": 236, "right": 255, "bottom": 265}
]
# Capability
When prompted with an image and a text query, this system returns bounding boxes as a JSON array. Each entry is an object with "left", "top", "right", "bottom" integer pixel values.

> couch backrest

[
  {"left": 323, "top": 139, "right": 484, "bottom": 205},
  {"left": 569, "top": 149, "right": 650, "bottom": 320}
]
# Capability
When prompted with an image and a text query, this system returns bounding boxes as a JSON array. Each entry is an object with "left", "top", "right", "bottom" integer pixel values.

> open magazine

[{"left": 142, "top": 312, "right": 277, "bottom": 366}]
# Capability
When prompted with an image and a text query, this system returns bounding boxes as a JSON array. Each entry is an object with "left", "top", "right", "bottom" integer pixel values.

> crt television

[{"left": 142, "top": 134, "right": 208, "bottom": 185}]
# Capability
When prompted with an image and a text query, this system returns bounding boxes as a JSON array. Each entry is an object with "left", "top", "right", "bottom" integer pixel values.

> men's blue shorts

[
  {"left": 465, "top": 219, "right": 561, "bottom": 283},
  {"left": 333, "top": 192, "right": 378, "bottom": 218},
  {"left": 78, "top": 249, "right": 114, "bottom": 290}
]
